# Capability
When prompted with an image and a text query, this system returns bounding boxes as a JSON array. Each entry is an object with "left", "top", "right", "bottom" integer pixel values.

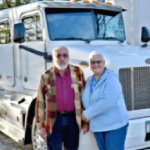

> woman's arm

[{"left": 83, "top": 76, "right": 120, "bottom": 120}]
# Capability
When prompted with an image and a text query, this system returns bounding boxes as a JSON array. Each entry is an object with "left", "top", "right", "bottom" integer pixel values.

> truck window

[
  {"left": 22, "top": 14, "right": 43, "bottom": 42},
  {"left": 0, "top": 21, "right": 11, "bottom": 44},
  {"left": 45, "top": 8, "right": 126, "bottom": 42}
]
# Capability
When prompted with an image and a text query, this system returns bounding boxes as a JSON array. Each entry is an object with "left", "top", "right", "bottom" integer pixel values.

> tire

[{"left": 31, "top": 117, "right": 47, "bottom": 150}]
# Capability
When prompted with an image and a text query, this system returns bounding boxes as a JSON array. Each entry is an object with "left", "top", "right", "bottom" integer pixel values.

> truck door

[
  {"left": 20, "top": 12, "right": 45, "bottom": 90},
  {"left": 0, "top": 19, "right": 22, "bottom": 140},
  {"left": 0, "top": 19, "right": 15, "bottom": 86}
]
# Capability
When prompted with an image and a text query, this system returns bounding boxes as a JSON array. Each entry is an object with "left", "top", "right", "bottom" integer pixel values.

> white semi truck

[{"left": 0, "top": 1, "right": 150, "bottom": 150}]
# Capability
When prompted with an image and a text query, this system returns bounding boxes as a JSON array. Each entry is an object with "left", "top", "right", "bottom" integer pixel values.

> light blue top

[
  {"left": 90, "top": 68, "right": 106, "bottom": 94},
  {"left": 82, "top": 68, "right": 129, "bottom": 132}
]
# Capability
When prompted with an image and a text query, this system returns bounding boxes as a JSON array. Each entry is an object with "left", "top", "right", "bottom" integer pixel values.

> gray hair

[
  {"left": 52, "top": 46, "right": 69, "bottom": 57},
  {"left": 89, "top": 51, "right": 104, "bottom": 60}
]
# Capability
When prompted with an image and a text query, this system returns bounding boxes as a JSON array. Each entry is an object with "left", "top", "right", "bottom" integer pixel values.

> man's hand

[
  {"left": 39, "top": 127, "right": 47, "bottom": 141},
  {"left": 81, "top": 112, "right": 89, "bottom": 123},
  {"left": 82, "top": 123, "right": 89, "bottom": 134}
]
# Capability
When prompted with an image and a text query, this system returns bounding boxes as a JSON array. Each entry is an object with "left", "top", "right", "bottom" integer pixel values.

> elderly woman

[{"left": 81, "top": 51, "right": 129, "bottom": 150}]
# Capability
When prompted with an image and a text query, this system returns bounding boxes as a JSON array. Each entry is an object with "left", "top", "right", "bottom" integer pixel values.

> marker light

[
  {"left": 5, "top": 111, "right": 7, "bottom": 115},
  {"left": 16, "top": 116, "right": 19, "bottom": 121},
  {"left": 82, "top": 0, "right": 90, "bottom": 3},
  {"left": 70, "top": 0, "right": 76, "bottom": 2},
  {"left": 82, "top": 0, "right": 99, "bottom": 4},
  {"left": 93, "top": 0, "right": 99, "bottom": 4},
  {"left": 105, "top": 1, "right": 113, "bottom": 5}
]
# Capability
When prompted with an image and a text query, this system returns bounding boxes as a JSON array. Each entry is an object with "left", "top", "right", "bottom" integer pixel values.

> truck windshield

[{"left": 45, "top": 8, "right": 126, "bottom": 42}]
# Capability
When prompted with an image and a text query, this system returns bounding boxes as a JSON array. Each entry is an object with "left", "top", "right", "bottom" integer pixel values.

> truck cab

[{"left": 0, "top": 1, "right": 150, "bottom": 150}]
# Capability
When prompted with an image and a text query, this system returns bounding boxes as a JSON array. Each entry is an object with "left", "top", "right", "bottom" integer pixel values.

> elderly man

[{"left": 35, "top": 46, "right": 88, "bottom": 150}]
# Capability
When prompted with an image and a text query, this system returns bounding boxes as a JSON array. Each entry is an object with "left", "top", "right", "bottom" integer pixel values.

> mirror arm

[{"left": 19, "top": 45, "right": 52, "bottom": 61}]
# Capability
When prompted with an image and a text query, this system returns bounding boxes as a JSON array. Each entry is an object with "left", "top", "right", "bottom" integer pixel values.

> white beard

[{"left": 54, "top": 61, "right": 69, "bottom": 70}]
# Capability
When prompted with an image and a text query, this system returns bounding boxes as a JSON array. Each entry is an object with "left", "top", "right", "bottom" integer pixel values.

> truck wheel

[
  {"left": 32, "top": 117, "right": 67, "bottom": 150},
  {"left": 32, "top": 117, "right": 47, "bottom": 150}
]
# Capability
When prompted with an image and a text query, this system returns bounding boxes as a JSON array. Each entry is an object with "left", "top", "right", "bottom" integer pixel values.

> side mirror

[
  {"left": 14, "top": 23, "right": 25, "bottom": 43},
  {"left": 141, "top": 27, "right": 150, "bottom": 43}
]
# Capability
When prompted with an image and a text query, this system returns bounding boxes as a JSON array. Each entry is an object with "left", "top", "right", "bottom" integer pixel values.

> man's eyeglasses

[
  {"left": 57, "top": 53, "right": 68, "bottom": 59},
  {"left": 90, "top": 60, "right": 103, "bottom": 65}
]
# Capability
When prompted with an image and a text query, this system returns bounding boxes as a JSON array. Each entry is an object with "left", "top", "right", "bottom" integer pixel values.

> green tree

[{"left": 0, "top": 0, "right": 31, "bottom": 9}]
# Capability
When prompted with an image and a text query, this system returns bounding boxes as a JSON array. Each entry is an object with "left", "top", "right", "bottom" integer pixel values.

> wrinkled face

[
  {"left": 53, "top": 48, "right": 69, "bottom": 70},
  {"left": 90, "top": 55, "right": 105, "bottom": 74}
]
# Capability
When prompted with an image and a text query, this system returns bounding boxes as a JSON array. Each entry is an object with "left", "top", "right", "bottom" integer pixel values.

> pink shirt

[{"left": 55, "top": 67, "right": 75, "bottom": 112}]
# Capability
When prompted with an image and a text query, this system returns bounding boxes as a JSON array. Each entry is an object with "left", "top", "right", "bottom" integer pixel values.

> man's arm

[
  {"left": 80, "top": 68, "right": 86, "bottom": 92},
  {"left": 78, "top": 67, "right": 86, "bottom": 110},
  {"left": 79, "top": 68, "right": 89, "bottom": 134}
]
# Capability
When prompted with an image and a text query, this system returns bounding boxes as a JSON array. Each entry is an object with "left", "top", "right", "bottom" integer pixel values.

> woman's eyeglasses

[
  {"left": 90, "top": 60, "right": 103, "bottom": 65},
  {"left": 57, "top": 53, "right": 68, "bottom": 59}
]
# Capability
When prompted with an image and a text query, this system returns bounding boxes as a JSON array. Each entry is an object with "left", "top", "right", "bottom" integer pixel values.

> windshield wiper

[
  {"left": 53, "top": 37, "right": 90, "bottom": 43},
  {"left": 90, "top": 37, "right": 125, "bottom": 43},
  {"left": 104, "top": 37, "right": 124, "bottom": 43}
]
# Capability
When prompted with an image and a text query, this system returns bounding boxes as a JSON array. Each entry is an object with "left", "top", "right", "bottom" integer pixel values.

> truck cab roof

[{"left": 0, "top": 0, "right": 126, "bottom": 17}]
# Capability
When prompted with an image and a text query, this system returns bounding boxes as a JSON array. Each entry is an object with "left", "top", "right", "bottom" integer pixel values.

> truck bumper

[
  {"left": 78, "top": 117, "right": 150, "bottom": 150},
  {"left": 125, "top": 117, "right": 150, "bottom": 150}
]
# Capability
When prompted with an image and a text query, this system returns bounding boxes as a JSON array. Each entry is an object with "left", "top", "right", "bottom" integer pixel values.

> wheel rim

[
  {"left": 33, "top": 129, "right": 67, "bottom": 150},
  {"left": 33, "top": 126, "right": 47, "bottom": 150}
]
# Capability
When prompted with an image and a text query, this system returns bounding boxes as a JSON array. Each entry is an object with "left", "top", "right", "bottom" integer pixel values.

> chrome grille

[
  {"left": 119, "top": 67, "right": 150, "bottom": 111},
  {"left": 119, "top": 69, "right": 132, "bottom": 111},
  {"left": 134, "top": 67, "right": 150, "bottom": 110}
]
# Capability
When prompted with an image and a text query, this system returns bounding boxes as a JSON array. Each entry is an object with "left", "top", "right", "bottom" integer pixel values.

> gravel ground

[{"left": 0, "top": 131, "right": 33, "bottom": 150}]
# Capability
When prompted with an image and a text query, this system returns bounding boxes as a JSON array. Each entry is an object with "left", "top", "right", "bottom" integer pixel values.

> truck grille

[{"left": 119, "top": 67, "right": 150, "bottom": 111}]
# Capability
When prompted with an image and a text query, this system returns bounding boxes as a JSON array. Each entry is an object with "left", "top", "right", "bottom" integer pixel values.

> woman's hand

[{"left": 81, "top": 112, "right": 89, "bottom": 123}]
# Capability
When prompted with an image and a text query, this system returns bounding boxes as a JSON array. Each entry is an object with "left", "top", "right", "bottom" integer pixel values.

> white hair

[
  {"left": 52, "top": 46, "right": 69, "bottom": 58},
  {"left": 89, "top": 51, "right": 104, "bottom": 60}
]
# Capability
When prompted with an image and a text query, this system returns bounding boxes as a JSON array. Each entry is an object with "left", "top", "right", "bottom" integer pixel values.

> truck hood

[{"left": 64, "top": 44, "right": 150, "bottom": 70}]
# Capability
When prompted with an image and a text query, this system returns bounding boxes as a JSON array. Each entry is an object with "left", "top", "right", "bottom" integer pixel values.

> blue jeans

[
  {"left": 94, "top": 123, "right": 129, "bottom": 150},
  {"left": 46, "top": 114, "right": 79, "bottom": 150}
]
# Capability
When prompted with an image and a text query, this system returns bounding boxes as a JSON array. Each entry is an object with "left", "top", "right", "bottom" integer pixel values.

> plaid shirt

[{"left": 35, "top": 64, "right": 86, "bottom": 133}]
